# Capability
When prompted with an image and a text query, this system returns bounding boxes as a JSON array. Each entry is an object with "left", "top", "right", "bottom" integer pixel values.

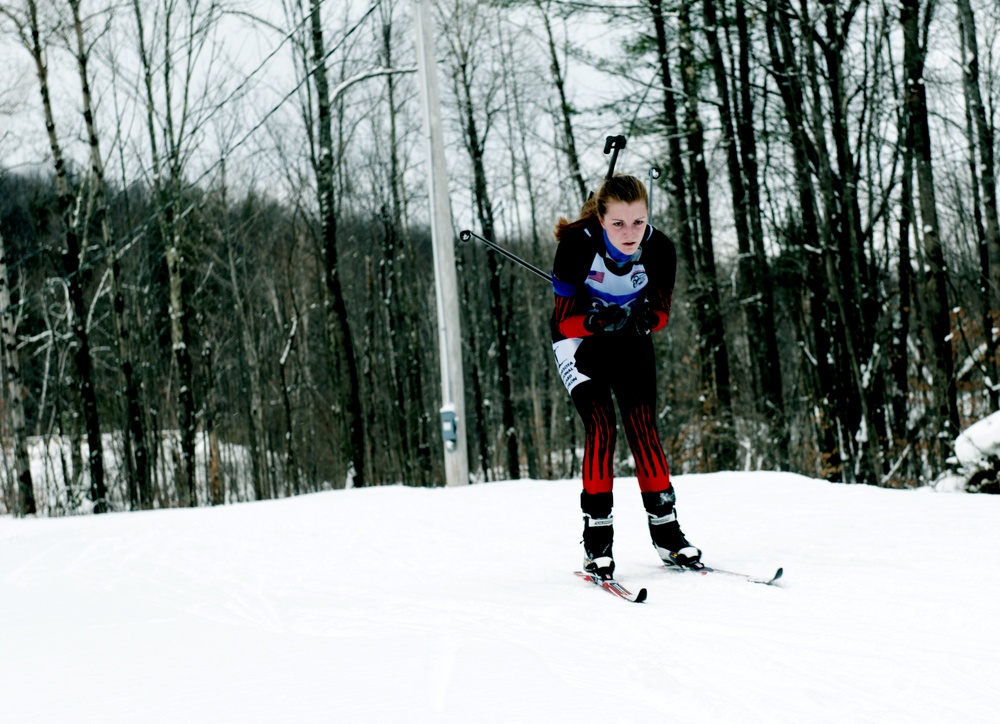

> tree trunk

[
  {"left": 309, "top": 0, "right": 365, "bottom": 487},
  {"left": 677, "top": 0, "right": 737, "bottom": 470},
  {"left": 456, "top": 251, "right": 492, "bottom": 482},
  {"left": 0, "top": 228, "right": 35, "bottom": 515},
  {"left": 818, "top": 0, "right": 884, "bottom": 483},
  {"left": 165, "top": 208, "right": 197, "bottom": 506},
  {"left": 227, "top": 245, "right": 267, "bottom": 501},
  {"left": 765, "top": 0, "right": 840, "bottom": 476},
  {"left": 502, "top": 20, "right": 548, "bottom": 479},
  {"left": 69, "top": 0, "right": 151, "bottom": 509},
  {"left": 279, "top": 315, "right": 300, "bottom": 495},
  {"left": 956, "top": 0, "right": 999, "bottom": 410},
  {"left": 377, "top": 5, "right": 427, "bottom": 485},
  {"left": 537, "top": 0, "right": 587, "bottom": 204},
  {"left": 649, "top": 0, "right": 716, "bottom": 469},
  {"left": 892, "top": 89, "right": 915, "bottom": 464},
  {"left": 452, "top": 32, "right": 521, "bottom": 480},
  {"left": 129, "top": 0, "right": 199, "bottom": 506},
  {"left": 902, "top": 0, "right": 960, "bottom": 465},
  {"left": 702, "top": 0, "right": 788, "bottom": 467},
  {"left": 19, "top": 0, "right": 106, "bottom": 511},
  {"left": 733, "top": 0, "right": 787, "bottom": 464},
  {"left": 201, "top": 339, "right": 224, "bottom": 505}
]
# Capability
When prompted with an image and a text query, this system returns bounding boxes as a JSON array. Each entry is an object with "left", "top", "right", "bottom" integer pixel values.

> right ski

[
  {"left": 574, "top": 571, "right": 648, "bottom": 602},
  {"left": 664, "top": 561, "right": 783, "bottom": 586}
]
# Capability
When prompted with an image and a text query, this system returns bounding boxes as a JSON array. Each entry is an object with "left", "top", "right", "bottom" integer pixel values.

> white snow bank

[
  {"left": 937, "top": 411, "right": 1000, "bottom": 492},
  {"left": 954, "top": 410, "right": 1000, "bottom": 465}
]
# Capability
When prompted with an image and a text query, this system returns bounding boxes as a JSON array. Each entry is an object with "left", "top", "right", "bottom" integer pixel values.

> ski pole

[
  {"left": 459, "top": 230, "right": 552, "bottom": 283},
  {"left": 648, "top": 166, "right": 661, "bottom": 223},
  {"left": 604, "top": 135, "right": 627, "bottom": 179}
]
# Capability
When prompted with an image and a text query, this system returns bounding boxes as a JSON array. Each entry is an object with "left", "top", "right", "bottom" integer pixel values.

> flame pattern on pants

[{"left": 568, "top": 333, "right": 671, "bottom": 495}]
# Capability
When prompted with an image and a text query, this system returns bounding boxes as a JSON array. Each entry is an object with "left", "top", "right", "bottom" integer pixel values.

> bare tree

[
  {"left": 700, "top": 0, "right": 788, "bottom": 467},
  {"left": 956, "top": 0, "right": 1000, "bottom": 411},
  {"left": 498, "top": 16, "right": 552, "bottom": 479},
  {"left": 763, "top": 0, "right": 841, "bottom": 477},
  {"left": 901, "top": 0, "right": 960, "bottom": 466},
  {"left": 0, "top": 225, "right": 35, "bottom": 515},
  {"left": 224, "top": 216, "right": 270, "bottom": 500},
  {"left": 128, "top": 0, "right": 230, "bottom": 505},
  {"left": 535, "top": 0, "right": 587, "bottom": 205},
  {"left": 66, "top": 0, "right": 152, "bottom": 509},
  {"left": 4, "top": 0, "right": 108, "bottom": 511},
  {"left": 675, "top": 0, "right": 737, "bottom": 469},
  {"left": 442, "top": 0, "right": 522, "bottom": 480},
  {"left": 308, "top": 0, "right": 366, "bottom": 487},
  {"left": 890, "top": 31, "right": 916, "bottom": 471}
]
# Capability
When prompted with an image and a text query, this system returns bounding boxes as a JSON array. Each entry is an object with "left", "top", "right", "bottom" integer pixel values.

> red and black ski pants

[{"left": 564, "top": 333, "right": 671, "bottom": 495}]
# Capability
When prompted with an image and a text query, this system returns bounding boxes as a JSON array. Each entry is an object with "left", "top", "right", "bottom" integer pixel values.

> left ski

[
  {"left": 574, "top": 571, "right": 648, "bottom": 602},
  {"left": 663, "top": 561, "right": 783, "bottom": 586}
]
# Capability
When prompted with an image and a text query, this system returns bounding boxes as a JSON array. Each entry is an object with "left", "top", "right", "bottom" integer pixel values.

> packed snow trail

[{"left": 2, "top": 472, "right": 998, "bottom": 723}]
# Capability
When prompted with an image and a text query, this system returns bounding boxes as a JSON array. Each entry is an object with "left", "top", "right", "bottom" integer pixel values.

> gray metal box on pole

[{"left": 414, "top": 0, "right": 469, "bottom": 486}]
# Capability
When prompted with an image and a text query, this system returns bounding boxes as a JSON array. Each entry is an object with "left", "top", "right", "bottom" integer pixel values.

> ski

[
  {"left": 574, "top": 571, "right": 648, "bottom": 602},
  {"left": 663, "top": 561, "right": 783, "bottom": 586}
]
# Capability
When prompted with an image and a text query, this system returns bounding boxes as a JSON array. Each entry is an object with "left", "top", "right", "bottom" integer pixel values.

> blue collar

[{"left": 603, "top": 229, "right": 642, "bottom": 264}]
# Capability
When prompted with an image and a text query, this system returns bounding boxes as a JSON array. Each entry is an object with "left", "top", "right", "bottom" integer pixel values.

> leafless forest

[{"left": 1, "top": 0, "right": 998, "bottom": 515}]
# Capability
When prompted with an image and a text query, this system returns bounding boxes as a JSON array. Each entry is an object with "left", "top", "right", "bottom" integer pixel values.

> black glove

[
  {"left": 584, "top": 303, "right": 629, "bottom": 334},
  {"left": 630, "top": 300, "right": 660, "bottom": 336}
]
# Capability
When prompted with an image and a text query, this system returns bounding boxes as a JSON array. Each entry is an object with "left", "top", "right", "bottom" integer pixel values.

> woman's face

[{"left": 599, "top": 200, "right": 647, "bottom": 255}]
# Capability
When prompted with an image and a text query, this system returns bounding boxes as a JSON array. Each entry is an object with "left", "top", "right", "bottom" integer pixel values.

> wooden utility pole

[{"left": 415, "top": 0, "right": 469, "bottom": 486}]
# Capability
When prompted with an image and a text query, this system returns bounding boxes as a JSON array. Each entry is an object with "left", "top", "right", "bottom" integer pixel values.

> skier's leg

[
  {"left": 555, "top": 337, "right": 616, "bottom": 494},
  {"left": 612, "top": 335, "right": 670, "bottom": 494},
  {"left": 580, "top": 489, "right": 615, "bottom": 578},
  {"left": 571, "top": 380, "right": 617, "bottom": 495},
  {"left": 570, "top": 378, "right": 617, "bottom": 577},
  {"left": 641, "top": 488, "right": 701, "bottom": 566},
  {"left": 613, "top": 337, "right": 700, "bottom": 565}
]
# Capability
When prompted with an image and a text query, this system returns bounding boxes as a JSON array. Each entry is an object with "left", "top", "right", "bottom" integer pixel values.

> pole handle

[
  {"left": 604, "top": 135, "right": 627, "bottom": 180},
  {"left": 648, "top": 167, "right": 661, "bottom": 224}
]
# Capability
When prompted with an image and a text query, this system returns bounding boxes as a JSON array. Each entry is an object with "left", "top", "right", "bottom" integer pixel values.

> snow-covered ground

[{"left": 2, "top": 471, "right": 998, "bottom": 723}]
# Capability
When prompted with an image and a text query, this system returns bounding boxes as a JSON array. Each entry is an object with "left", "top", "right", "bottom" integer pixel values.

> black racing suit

[{"left": 550, "top": 219, "right": 676, "bottom": 495}]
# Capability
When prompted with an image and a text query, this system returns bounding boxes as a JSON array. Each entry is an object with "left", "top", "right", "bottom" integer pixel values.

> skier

[{"left": 551, "top": 174, "right": 700, "bottom": 580}]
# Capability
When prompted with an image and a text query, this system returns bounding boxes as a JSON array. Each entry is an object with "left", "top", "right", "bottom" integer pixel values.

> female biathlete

[{"left": 551, "top": 174, "right": 699, "bottom": 580}]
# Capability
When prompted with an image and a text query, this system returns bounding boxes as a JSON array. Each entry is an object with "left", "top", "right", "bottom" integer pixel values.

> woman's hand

[
  {"left": 630, "top": 300, "right": 660, "bottom": 335},
  {"left": 584, "top": 303, "right": 629, "bottom": 333}
]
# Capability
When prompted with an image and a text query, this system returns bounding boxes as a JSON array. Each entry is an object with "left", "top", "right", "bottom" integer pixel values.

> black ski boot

[
  {"left": 581, "top": 491, "right": 615, "bottom": 579},
  {"left": 642, "top": 488, "right": 701, "bottom": 567}
]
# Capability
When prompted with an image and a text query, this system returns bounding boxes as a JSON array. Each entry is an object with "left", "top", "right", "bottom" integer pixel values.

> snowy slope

[{"left": 2, "top": 472, "right": 998, "bottom": 723}]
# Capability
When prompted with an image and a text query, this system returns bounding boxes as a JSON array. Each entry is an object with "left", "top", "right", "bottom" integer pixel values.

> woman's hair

[{"left": 554, "top": 174, "right": 648, "bottom": 243}]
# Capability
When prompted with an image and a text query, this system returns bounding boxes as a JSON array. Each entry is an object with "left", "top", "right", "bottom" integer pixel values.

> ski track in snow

[{"left": 2, "top": 471, "right": 999, "bottom": 723}]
